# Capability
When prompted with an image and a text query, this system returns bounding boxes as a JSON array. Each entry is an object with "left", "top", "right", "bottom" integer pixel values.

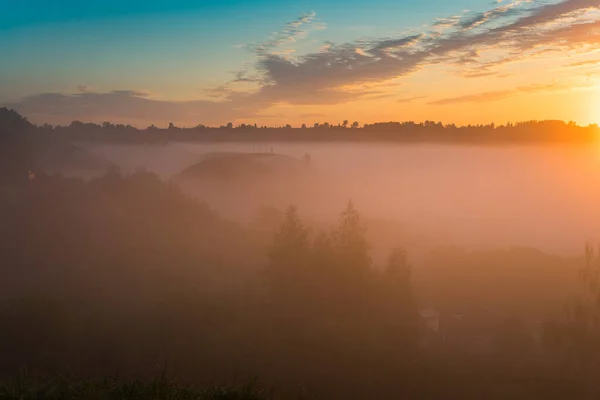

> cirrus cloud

[{"left": 5, "top": 0, "right": 600, "bottom": 125}]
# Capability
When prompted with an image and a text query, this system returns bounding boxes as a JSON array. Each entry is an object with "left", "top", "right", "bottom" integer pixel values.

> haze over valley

[{"left": 5, "top": 0, "right": 600, "bottom": 398}]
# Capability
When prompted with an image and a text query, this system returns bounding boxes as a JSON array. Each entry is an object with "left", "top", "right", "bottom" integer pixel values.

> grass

[{"left": 0, "top": 373, "right": 271, "bottom": 400}]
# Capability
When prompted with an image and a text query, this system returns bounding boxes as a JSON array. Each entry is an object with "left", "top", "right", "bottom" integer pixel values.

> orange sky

[{"left": 3, "top": 0, "right": 600, "bottom": 127}]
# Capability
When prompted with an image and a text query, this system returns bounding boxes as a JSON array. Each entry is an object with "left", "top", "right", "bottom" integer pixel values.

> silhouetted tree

[
  {"left": 386, "top": 247, "right": 411, "bottom": 283},
  {"left": 546, "top": 243, "right": 600, "bottom": 374},
  {"left": 332, "top": 202, "right": 371, "bottom": 274},
  {"left": 0, "top": 108, "right": 34, "bottom": 185},
  {"left": 266, "top": 206, "right": 311, "bottom": 306},
  {"left": 377, "top": 246, "right": 419, "bottom": 359}
]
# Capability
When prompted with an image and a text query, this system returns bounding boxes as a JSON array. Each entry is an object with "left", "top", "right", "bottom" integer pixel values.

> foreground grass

[{"left": 0, "top": 374, "right": 271, "bottom": 400}]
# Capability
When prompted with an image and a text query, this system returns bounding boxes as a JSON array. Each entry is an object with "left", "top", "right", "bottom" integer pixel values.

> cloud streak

[
  {"left": 429, "top": 83, "right": 569, "bottom": 105},
  {"left": 5, "top": 90, "right": 261, "bottom": 126},
  {"left": 458, "top": 1, "right": 526, "bottom": 31},
  {"left": 246, "top": 0, "right": 600, "bottom": 107},
  {"left": 5, "top": 0, "right": 600, "bottom": 125},
  {"left": 246, "top": 12, "right": 325, "bottom": 57},
  {"left": 566, "top": 59, "right": 600, "bottom": 68}
]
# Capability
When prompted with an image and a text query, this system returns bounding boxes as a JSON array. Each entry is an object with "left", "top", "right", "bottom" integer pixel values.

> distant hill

[
  {"left": 175, "top": 152, "right": 307, "bottom": 182},
  {"left": 173, "top": 152, "right": 313, "bottom": 220},
  {"left": 33, "top": 140, "right": 111, "bottom": 176},
  {"left": 0, "top": 108, "right": 111, "bottom": 180}
]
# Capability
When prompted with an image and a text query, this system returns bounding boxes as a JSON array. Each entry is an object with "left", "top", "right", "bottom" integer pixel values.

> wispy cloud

[
  {"left": 458, "top": 0, "right": 528, "bottom": 31},
  {"left": 244, "top": 0, "right": 600, "bottom": 107},
  {"left": 397, "top": 96, "right": 426, "bottom": 103},
  {"left": 429, "top": 82, "right": 568, "bottom": 105},
  {"left": 566, "top": 59, "right": 600, "bottom": 68},
  {"left": 246, "top": 12, "right": 326, "bottom": 57},
  {"left": 6, "top": 0, "right": 600, "bottom": 124},
  {"left": 5, "top": 90, "right": 260, "bottom": 126}
]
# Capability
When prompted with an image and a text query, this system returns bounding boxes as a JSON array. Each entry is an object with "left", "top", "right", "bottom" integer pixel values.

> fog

[
  {"left": 82, "top": 142, "right": 600, "bottom": 255},
  {"left": 6, "top": 107, "right": 600, "bottom": 398}
]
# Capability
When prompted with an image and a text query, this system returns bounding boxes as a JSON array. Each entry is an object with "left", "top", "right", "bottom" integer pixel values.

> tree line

[{"left": 3, "top": 108, "right": 598, "bottom": 144}]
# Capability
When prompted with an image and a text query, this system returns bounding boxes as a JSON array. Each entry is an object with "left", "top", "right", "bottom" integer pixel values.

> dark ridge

[{"left": 3, "top": 108, "right": 598, "bottom": 145}]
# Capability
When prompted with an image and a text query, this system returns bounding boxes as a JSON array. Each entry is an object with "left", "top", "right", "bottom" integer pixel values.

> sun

[{"left": 580, "top": 86, "right": 600, "bottom": 126}]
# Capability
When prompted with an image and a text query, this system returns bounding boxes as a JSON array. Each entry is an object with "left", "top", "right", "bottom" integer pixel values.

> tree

[
  {"left": 545, "top": 243, "right": 600, "bottom": 374},
  {"left": 386, "top": 247, "right": 411, "bottom": 284},
  {"left": 351, "top": 121, "right": 359, "bottom": 129},
  {"left": 332, "top": 202, "right": 371, "bottom": 274},
  {"left": 226, "top": 122, "right": 234, "bottom": 129},
  {"left": 311, "top": 231, "right": 335, "bottom": 269},
  {"left": 266, "top": 207, "right": 310, "bottom": 295},
  {"left": 342, "top": 120, "right": 349, "bottom": 128},
  {"left": 0, "top": 108, "right": 34, "bottom": 185},
  {"left": 251, "top": 205, "right": 283, "bottom": 244},
  {"left": 301, "top": 124, "right": 307, "bottom": 129},
  {"left": 264, "top": 206, "right": 316, "bottom": 336},
  {"left": 269, "top": 207, "right": 309, "bottom": 260},
  {"left": 380, "top": 246, "right": 419, "bottom": 354}
]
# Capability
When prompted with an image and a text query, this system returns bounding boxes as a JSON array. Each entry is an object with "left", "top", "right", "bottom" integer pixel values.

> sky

[{"left": 2, "top": 0, "right": 600, "bottom": 127}]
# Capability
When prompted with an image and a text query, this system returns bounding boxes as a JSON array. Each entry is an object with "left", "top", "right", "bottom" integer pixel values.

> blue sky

[
  {"left": 1, "top": 0, "right": 485, "bottom": 31},
  {"left": 3, "top": 0, "right": 600, "bottom": 127},
  {"left": 0, "top": 0, "right": 487, "bottom": 101}
]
